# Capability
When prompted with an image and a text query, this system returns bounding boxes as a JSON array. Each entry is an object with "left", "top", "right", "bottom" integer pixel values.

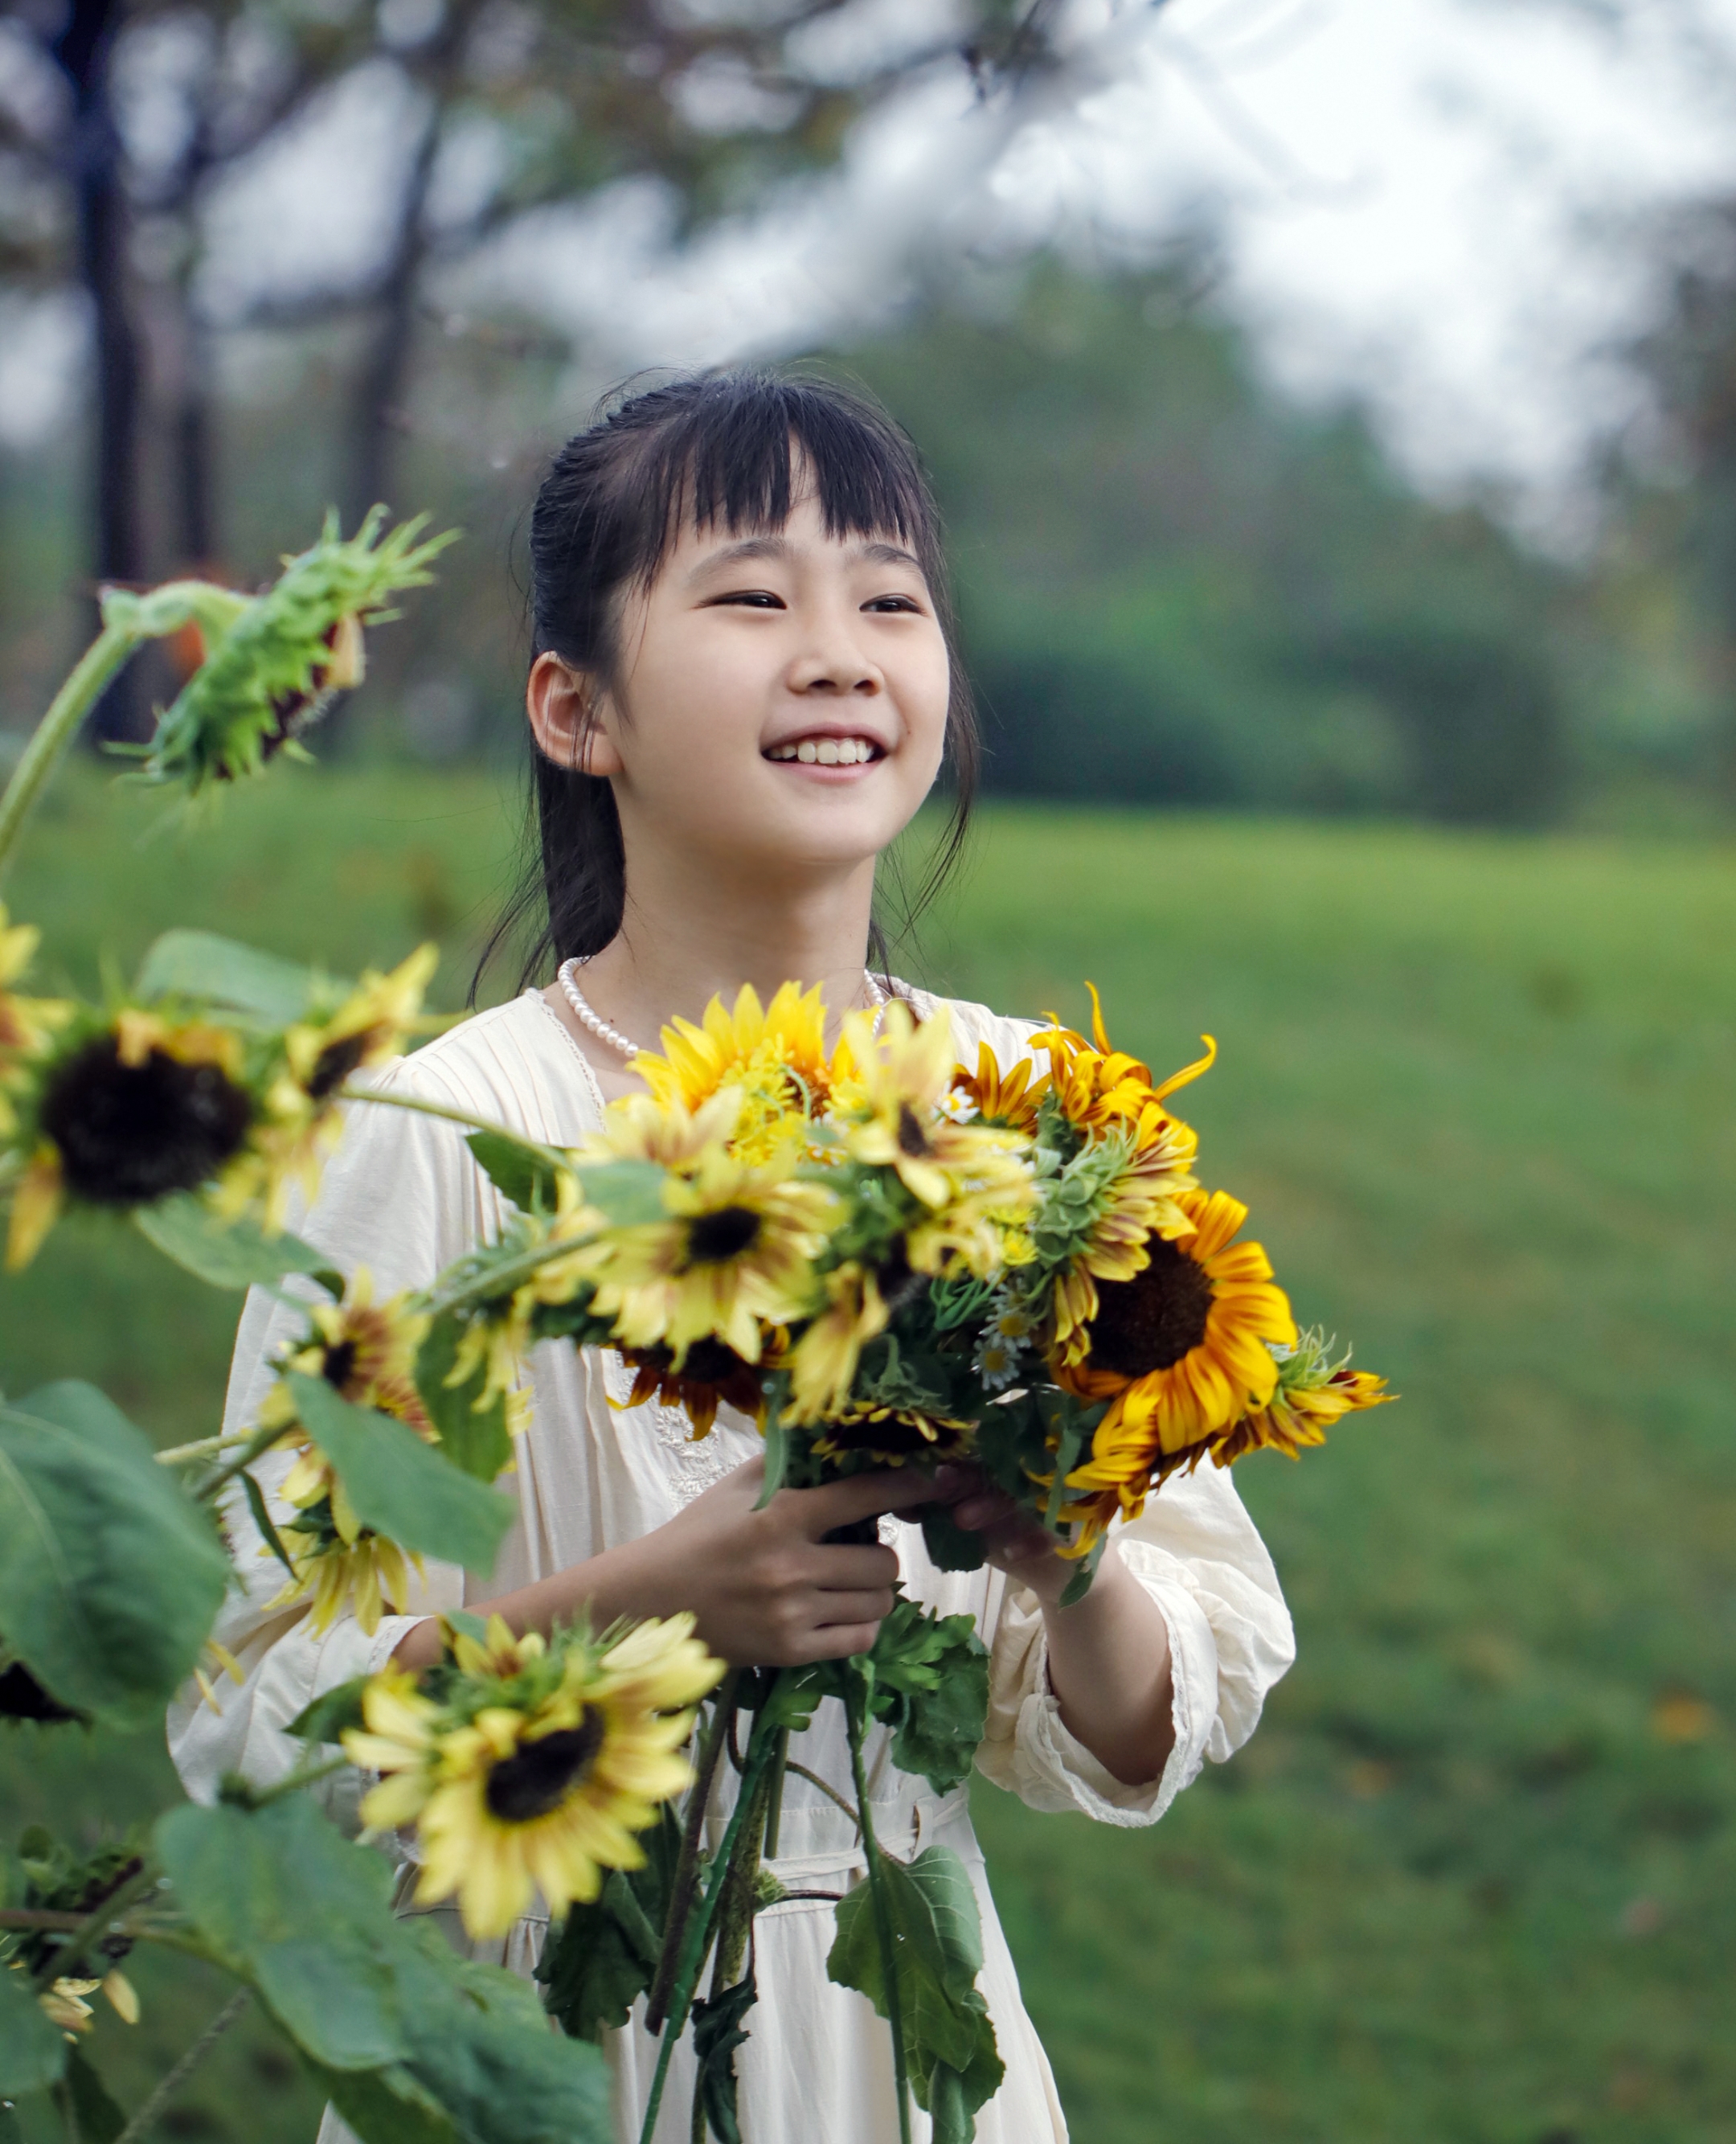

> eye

[
  {"left": 863, "top": 594, "right": 923, "bottom": 614},
  {"left": 708, "top": 588, "right": 785, "bottom": 609}
]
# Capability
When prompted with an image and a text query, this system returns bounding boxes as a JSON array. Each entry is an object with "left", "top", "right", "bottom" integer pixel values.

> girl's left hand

[{"left": 931, "top": 1463, "right": 1081, "bottom": 1609}]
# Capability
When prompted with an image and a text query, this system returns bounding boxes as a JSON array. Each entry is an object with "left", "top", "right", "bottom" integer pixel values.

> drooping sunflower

[
  {"left": 634, "top": 981, "right": 833, "bottom": 1165},
  {"left": 4, "top": 1008, "right": 258, "bottom": 1271},
  {"left": 1060, "top": 1188, "right": 1296, "bottom": 1538},
  {"left": 345, "top": 1611, "right": 723, "bottom": 1939},
  {"left": 809, "top": 1400, "right": 976, "bottom": 1471},
  {"left": 256, "top": 1272, "right": 436, "bottom": 1633},
  {"left": 1212, "top": 1329, "right": 1392, "bottom": 1467},
  {"left": 228, "top": 942, "right": 439, "bottom": 1231},
  {"left": 612, "top": 1336, "right": 770, "bottom": 1438},
  {"left": 833, "top": 1000, "right": 1034, "bottom": 1277},
  {"left": 578, "top": 1142, "right": 835, "bottom": 1370}
]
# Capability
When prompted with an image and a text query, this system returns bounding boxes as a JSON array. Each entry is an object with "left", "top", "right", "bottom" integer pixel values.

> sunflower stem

[
  {"left": 780, "top": 1757, "right": 859, "bottom": 1832},
  {"left": 847, "top": 1679, "right": 911, "bottom": 2144},
  {"left": 637, "top": 1706, "right": 780, "bottom": 2144},
  {"left": 31, "top": 1864, "right": 158, "bottom": 1988},
  {"left": 0, "top": 619, "right": 140, "bottom": 881},
  {"left": 337, "top": 1084, "right": 572, "bottom": 1176},
  {"left": 220, "top": 1753, "right": 348, "bottom": 1810},
  {"left": 110, "top": 1988, "right": 250, "bottom": 2144},
  {"left": 191, "top": 1420, "right": 286, "bottom": 1507},
  {"left": 153, "top": 1431, "right": 255, "bottom": 1467},
  {"left": 645, "top": 1671, "right": 739, "bottom": 2035}
]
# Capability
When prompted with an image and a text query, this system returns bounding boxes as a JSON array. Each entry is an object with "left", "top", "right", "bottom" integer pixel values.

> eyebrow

[{"left": 686, "top": 534, "right": 924, "bottom": 583}]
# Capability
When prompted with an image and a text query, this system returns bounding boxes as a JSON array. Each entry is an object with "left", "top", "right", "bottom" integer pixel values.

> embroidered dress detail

[{"left": 600, "top": 1347, "right": 743, "bottom": 1505}]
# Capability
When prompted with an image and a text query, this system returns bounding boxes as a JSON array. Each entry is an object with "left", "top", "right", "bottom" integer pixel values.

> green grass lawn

[{"left": 3, "top": 767, "right": 1733, "bottom": 2144}]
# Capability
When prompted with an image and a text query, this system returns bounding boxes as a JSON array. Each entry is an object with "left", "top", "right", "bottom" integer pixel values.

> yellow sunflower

[
  {"left": 786, "top": 1261, "right": 888, "bottom": 1425},
  {"left": 578, "top": 1143, "right": 834, "bottom": 1370},
  {"left": 0, "top": 906, "right": 72, "bottom": 1117},
  {"left": 833, "top": 999, "right": 1034, "bottom": 1275},
  {"left": 5, "top": 1010, "right": 256, "bottom": 1272},
  {"left": 1036, "top": 986, "right": 1214, "bottom": 1156},
  {"left": 635, "top": 981, "right": 833, "bottom": 1165},
  {"left": 1060, "top": 1188, "right": 1296, "bottom": 1539},
  {"left": 225, "top": 942, "right": 438, "bottom": 1230},
  {"left": 345, "top": 1612, "right": 723, "bottom": 1938},
  {"left": 276, "top": 1523, "right": 417, "bottom": 1638},
  {"left": 809, "top": 1400, "right": 976, "bottom": 1470},
  {"left": 948, "top": 1039, "right": 1046, "bottom": 1134},
  {"left": 1045, "top": 1129, "right": 1201, "bottom": 1370},
  {"left": 257, "top": 1269, "right": 434, "bottom": 1507},
  {"left": 1213, "top": 1330, "right": 1392, "bottom": 1467}
]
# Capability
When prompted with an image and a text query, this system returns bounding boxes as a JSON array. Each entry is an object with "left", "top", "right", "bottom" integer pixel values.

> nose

[{"left": 786, "top": 607, "right": 883, "bottom": 698}]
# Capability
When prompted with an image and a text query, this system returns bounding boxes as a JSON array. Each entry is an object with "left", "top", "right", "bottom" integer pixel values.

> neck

[{"left": 570, "top": 846, "right": 882, "bottom": 1054}]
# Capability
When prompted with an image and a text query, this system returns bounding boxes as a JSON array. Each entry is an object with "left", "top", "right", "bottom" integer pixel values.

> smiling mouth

[{"left": 764, "top": 736, "right": 882, "bottom": 766}]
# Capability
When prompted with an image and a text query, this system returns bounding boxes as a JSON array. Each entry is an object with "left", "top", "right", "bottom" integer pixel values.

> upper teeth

[{"left": 768, "top": 737, "right": 877, "bottom": 765}]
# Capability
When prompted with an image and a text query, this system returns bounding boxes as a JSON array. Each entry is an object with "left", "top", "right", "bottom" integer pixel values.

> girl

[{"left": 170, "top": 371, "right": 1295, "bottom": 2143}]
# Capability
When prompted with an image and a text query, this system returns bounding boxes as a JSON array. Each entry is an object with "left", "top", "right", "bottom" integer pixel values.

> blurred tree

[
  {"left": 848, "top": 258, "right": 1575, "bottom": 823},
  {"left": 0, "top": 0, "right": 1130, "bottom": 740}
]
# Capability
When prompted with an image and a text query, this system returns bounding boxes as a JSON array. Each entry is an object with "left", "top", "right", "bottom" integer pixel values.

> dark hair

[{"left": 472, "top": 367, "right": 979, "bottom": 1000}]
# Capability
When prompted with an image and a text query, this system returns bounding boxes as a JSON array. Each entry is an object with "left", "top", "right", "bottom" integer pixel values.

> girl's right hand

[{"left": 616, "top": 1454, "right": 938, "bottom": 1666}]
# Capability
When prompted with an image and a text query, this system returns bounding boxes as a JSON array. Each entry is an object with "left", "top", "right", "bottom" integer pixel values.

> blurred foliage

[{"left": 2, "top": 765, "right": 1732, "bottom": 2142}]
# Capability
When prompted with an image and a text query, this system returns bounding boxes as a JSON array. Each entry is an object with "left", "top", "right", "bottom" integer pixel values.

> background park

[{"left": 1, "top": 2, "right": 1733, "bottom": 2139}]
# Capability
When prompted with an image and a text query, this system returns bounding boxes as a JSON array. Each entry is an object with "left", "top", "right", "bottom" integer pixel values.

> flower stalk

[
  {"left": 847, "top": 1683, "right": 911, "bottom": 2144},
  {"left": 0, "top": 619, "right": 137, "bottom": 880}
]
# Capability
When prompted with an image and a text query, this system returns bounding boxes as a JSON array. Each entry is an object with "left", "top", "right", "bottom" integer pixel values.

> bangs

[{"left": 600, "top": 371, "right": 939, "bottom": 593}]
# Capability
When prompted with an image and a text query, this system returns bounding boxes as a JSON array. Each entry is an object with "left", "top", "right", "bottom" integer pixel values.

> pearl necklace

[{"left": 556, "top": 957, "right": 888, "bottom": 1064}]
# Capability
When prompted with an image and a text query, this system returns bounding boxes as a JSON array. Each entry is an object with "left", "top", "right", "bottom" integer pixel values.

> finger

[
  {"left": 809, "top": 1544, "right": 900, "bottom": 1591},
  {"left": 811, "top": 1589, "right": 896, "bottom": 1628},
  {"left": 796, "top": 1466, "right": 938, "bottom": 1535},
  {"left": 931, "top": 1462, "right": 987, "bottom": 1502},
  {"left": 802, "top": 1621, "right": 884, "bottom": 1662},
  {"left": 952, "top": 1490, "right": 1018, "bottom": 1531}
]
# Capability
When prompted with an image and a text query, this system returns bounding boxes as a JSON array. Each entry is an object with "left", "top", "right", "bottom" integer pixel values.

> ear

[{"left": 526, "top": 652, "right": 625, "bottom": 777}]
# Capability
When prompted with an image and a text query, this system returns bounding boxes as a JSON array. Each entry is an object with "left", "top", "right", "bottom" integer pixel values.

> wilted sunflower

[
  {"left": 1061, "top": 1188, "right": 1296, "bottom": 1539},
  {"left": 227, "top": 942, "right": 439, "bottom": 1230},
  {"left": 579, "top": 1142, "right": 834, "bottom": 1370},
  {"left": 256, "top": 1272, "right": 436, "bottom": 1634},
  {"left": 810, "top": 1401, "right": 976, "bottom": 1470},
  {"left": 1213, "top": 1329, "right": 1392, "bottom": 1467},
  {"left": 5, "top": 1008, "right": 258, "bottom": 1271},
  {"left": 138, "top": 509, "right": 458, "bottom": 793},
  {"left": 344, "top": 1611, "right": 723, "bottom": 1938},
  {"left": 635, "top": 980, "right": 833, "bottom": 1164}
]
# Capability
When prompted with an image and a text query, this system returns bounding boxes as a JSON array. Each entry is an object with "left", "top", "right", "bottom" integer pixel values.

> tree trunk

[{"left": 55, "top": 0, "right": 151, "bottom": 744}]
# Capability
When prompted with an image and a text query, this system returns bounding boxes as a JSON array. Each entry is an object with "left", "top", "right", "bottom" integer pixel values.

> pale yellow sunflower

[
  {"left": 345, "top": 1612, "right": 723, "bottom": 1938},
  {"left": 579, "top": 1142, "right": 834, "bottom": 1369},
  {"left": 1060, "top": 1188, "right": 1296, "bottom": 1544},
  {"left": 634, "top": 980, "right": 833, "bottom": 1164},
  {"left": 0, "top": 906, "right": 72, "bottom": 1126},
  {"left": 786, "top": 1261, "right": 888, "bottom": 1425},
  {"left": 223, "top": 942, "right": 439, "bottom": 1230},
  {"left": 276, "top": 1523, "right": 417, "bottom": 1638}
]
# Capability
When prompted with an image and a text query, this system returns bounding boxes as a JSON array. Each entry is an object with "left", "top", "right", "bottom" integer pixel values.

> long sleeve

[
  {"left": 975, "top": 1457, "right": 1294, "bottom": 1826},
  {"left": 166, "top": 1049, "right": 498, "bottom": 1820}
]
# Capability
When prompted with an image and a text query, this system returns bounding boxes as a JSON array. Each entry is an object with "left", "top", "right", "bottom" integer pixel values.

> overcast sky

[{"left": 6, "top": 0, "right": 1736, "bottom": 523}]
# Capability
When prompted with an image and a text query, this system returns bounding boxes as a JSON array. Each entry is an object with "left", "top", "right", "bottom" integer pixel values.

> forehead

[{"left": 661, "top": 488, "right": 926, "bottom": 580}]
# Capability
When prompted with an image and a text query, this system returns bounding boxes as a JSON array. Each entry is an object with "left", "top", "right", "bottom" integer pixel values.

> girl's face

[{"left": 547, "top": 486, "right": 952, "bottom": 886}]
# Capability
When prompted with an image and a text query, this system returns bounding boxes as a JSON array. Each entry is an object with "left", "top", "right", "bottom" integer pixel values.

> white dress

[{"left": 168, "top": 986, "right": 1296, "bottom": 2144}]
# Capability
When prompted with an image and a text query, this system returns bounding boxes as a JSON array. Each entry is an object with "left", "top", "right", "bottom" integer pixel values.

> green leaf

[
  {"left": 0, "top": 1949, "right": 67, "bottom": 2093},
  {"left": 0, "top": 1383, "right": 231, "bottom": 1727},
  {"left": 135, "top": 930, "right": 334, "bottom": 1023},
  {"left": 755, "top": 1374, "right": 789, "bottom": 1511},
  {"left": 413, "top": 1317, "right": 514, "bottom": 1485},
  {"left": 285, "top": 1676, "right": 371, "bottom": 1746},
  {"left": 156, "top": 1797, "right": 610, "bottom": 2144},
  {"left": 285, "top": 1373, "right": 513, "bottom": 1573},
  {"left": 918, "top": 1501, "right": 987, "bottom": 1574},
  {"left": 690, "top": 1970, "right": 756, "bottom": 2144},
  {"left": 1057, "top": 1534, "right": 1106, "bottom": 1609},
  {"left": 859, "top": 1601, "right": 989, "bottom": 1797},
  {"left": 534, "top": 1805, "right": 680, "bottom": 2043},
  {"left": 464, "top": 1133, "right": 566, "bottom": 1216},
  {"left": 571, "top": 1158, "right": 668, "bottom": 1230},
  {"left": 62, "top": 2049, "right": 126, "bottom": 2144},
  {"left": 826, "top": 1844, "right": 1003, "bottom": 2134},
  {"left": 134, "top": 1196, "right": 342, "bottom": 1297},
  {"left": 243, "top": 1469, "right": 297, "bottom": 1580}
]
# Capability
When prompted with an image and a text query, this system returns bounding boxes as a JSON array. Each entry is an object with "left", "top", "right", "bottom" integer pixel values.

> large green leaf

[
  {"left": 156, "top": 1798, "right": 610, "bottom": 2144},
  {"left": 412, "top": 1317, "right": 514, "bottom": 1485},
  {"left": 571, "top": 1158, "right": 668, "bottom": 1230},
  {"left": 534, "top": 1804, "right": 681, "bottom": 2044},
  {"left": 135, "top": 1194, "right": 342, "bottom": 1297},
  {"left": 690, "top": 1970, "right": 755, "bottom": 2144},
  {"left": 285, "top": 1373, "right": 513, "bottom": 1573},
  {"left": 860, "top": 1601, "right": 990, "bottom": 1797},
  {"left": 285, "top": 1675, "right": 371, "bottom": 1748},
  {"left": 0, "top": 1949, "right": 67, "bottom": 2093},
  {"left": 0, "top": 1383, "right": 231, "bottom": 1726},
  {"left": 135, "top": 930, "right": 334, "bottom": 1023},
  {"left": 827, "top": 1844, "right": 1004, "bottom": 2142}
]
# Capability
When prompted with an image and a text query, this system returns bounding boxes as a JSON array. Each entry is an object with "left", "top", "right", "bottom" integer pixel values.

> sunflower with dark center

[
  {"left": 344, "top": 1610, "right": 724, "bottom": 1939},
  {"left": 4, "top": 1010, "right": 257, "bottom": 1271},
  {"left": 1059, "top": 1187, "right": 1296, "bottom": 1545},
  {"left": 576, "top": 1140, "right": 836, "bottom": 1371},
  {"left": 614, "top": 1336, "right": 768, "bottom": 1437},
  {"left": 228, "top": 942, "right": 438, "bottom": 1232},
  {"left": 811, "top": 1402, "right": 976, "bottom": 1470}
]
